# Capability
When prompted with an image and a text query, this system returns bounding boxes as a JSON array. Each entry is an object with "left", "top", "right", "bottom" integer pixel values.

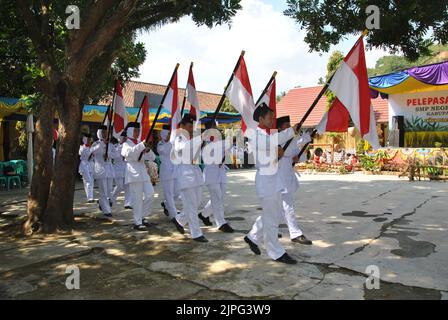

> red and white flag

[
  {"left": 317, "top": 35, "right": 379, "bottom": 149},
  {"left": 257, "top": 77, "right": 277, "bottom": 128},
  {"left": 137, "top": 95, "right": 150, "bottom": 142},
  {"left": 316, "top": 98, "right": 351, "bottom": 133},
  {"left": 225, "top": 55, "right": 257, "bottom": 132},
  {"left": 187, "top": 64, "right": 199, "bottom": 118},
  {"left": 112, "top": 80, "right": 127, "bottom": 139},
  {"left": 165, "top": 68, "right": 180, "bottom": 143},
  {"left": 186, "top": 64, "right": 200, "bottom": 128}
]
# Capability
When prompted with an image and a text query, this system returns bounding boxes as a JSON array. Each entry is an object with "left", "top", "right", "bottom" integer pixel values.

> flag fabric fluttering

[
  {"left": 165, "top": 68, "right": 180, "bottom": 143},
  {"left": 186, "top": 64, "right": 201, "bottom": 128},
  {"left": 225, "top": 55, "right": 258, "bottom": 132},
  {"left": 317, "top": 35, "right": 379, "bottom": 149},
  {"left": 112, "top": 80, "right": 127, "bottom": 139},
  {"left": 257, "top": 77, "right": 277, "bottom": 128},
  {"left": 137, "top": 96, "right": 150, "bottom": 142},
  {"left": 316, "top": 98, "right": 350, "bottom": 133}
]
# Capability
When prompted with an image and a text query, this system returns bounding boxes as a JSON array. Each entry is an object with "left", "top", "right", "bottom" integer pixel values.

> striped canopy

[{"left": 369, "top": 61, "right": 448, "bottom": 96}]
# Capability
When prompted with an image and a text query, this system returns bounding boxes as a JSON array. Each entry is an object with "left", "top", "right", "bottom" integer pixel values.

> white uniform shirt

[
  {"left": 278, "top": 133, "right": 311, "bottom": 194},
  {"left": 121, "top": 139, "right": 156, "bottom": 184},
  {"left": 157, "top": 140, "right": 176, "bottom": 181},
  {"left": 172, "top": 134, "right": 204, "bottom": 191},
  {"left": 203, "top": 139, "right": 230, "bottom": 185},
  {"left": 78, "top": 144, "right": 92, "bottom": 175},
  {"left": 90, "top": 140, "right": 115, "bottom": 179},
  {"left": 110, "top": 143, "right": 126, "bottom": 179},
  {"left": 248, "top": 127, "right": 295, "bottom": 198}
]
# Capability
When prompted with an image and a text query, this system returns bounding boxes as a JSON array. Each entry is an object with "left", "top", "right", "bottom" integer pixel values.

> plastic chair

[{"left": 3, "top": 162, "right": 21, "bottom": 191}]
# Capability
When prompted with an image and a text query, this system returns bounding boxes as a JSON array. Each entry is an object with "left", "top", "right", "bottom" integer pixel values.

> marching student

[
  {"left": 276, "top": 116, "right": 313, "bottom": 245},
  {"left": 199, "top": 121, "right": 234, "bottom": 233},
  {"left": 170, "top": 114, "right": 208, "bottom": 243},
  {"left": 90, "top": 125, "right": 114, "bottom": 217},
  {"left": 157, "top": 125, "right": 179, "bottom": 219},
  {"left": 121, "top": 122, "right": 157, "bottom": 231},
  {"left": 110, "top": 134, "right": 133, "bottom": 210},
  {"left": 78, "top": 133, "right": 95, "bottom": 203},
  {"left": 244, "top": 103, "right": 301, "bottom": 264}
]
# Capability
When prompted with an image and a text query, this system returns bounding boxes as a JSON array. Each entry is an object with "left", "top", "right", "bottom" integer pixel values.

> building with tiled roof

[
  {"left": 102, "top": 80, "right": 222, "bottom": 111},
  {"left": 276, "top": 85, "right": 389, "bottom": 127}
]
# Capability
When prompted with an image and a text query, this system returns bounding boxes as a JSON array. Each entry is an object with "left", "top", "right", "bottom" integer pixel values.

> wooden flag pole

[
  {"left": 255, "top": 71, "right": 277, "bottom": 106},
  {"left": 212, "top": 50, "right": 245, "bottom": 122},
  {"left": 138, "top": 63, "right": 180, "bottom": 160},
  {"left": 180, "top": 62, "right": 194, "bottom": 117}
]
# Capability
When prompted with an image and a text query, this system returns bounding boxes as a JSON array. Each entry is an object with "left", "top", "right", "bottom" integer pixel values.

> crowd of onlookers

[{"left": 311, "top": 148, "right": 360, "bottom": 171}]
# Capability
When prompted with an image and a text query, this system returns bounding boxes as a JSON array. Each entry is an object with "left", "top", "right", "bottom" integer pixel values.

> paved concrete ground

[{"left": 0, "top": 170, "right": 447, "bottom": 300}]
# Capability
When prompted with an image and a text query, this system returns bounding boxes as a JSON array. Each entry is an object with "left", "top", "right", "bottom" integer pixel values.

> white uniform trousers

[
  {"left": 129, "top": 181, "right": 154, "bottom": 225},
  {"left": 111, "top": 178, "right": 132, "bottom": 207},
  {"left": 81, "top": 171, "right": 94, "bottom": 201},
  {"left": 247, "top": 193, "right": 286, "bottom": 260},
  {"left": 202, "top": 183, "right": 227, "bottom": 228},
  {"left": 161, "top": 179, "right": 178, "bottom": 218},
  {"left": 176, "top": 186, "right": 203, "bottom": 239},
  {"left": 107, "top": 178, "right": 114, "bottom": 201},
  {"left": 281, "top": 191, "right": 303, "bottom": 239},
  {"left": 97, "top": 178, "right": 112, "bottom": 214}
]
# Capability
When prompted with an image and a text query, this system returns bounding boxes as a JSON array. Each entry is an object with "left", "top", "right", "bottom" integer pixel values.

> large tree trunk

[
  {"left": 41, "top": 87, "right": 83, "bottom": 233},
  {"left": 23, "top": 97, "right": 56, "bottom": 235}
]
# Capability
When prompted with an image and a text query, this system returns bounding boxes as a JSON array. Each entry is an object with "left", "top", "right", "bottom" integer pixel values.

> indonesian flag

[
  {"left": 186, "top": 64, "right": 200, "bottom": 128},
  {"left": 257, "top": 77, "right": 277, "bottom": 128},
  {"left": 225, "top": 55, "right": 258, "bottom": 132},
  {"left": 165, "top": 69, "right": 180, "bottom": 143},
  {"left": 316, "top": 98, "right": 350, "bottom": 133},
  {"left": 112, "top": 80, "right": 127, "bottom": 139},
  {"left": 317, "top": 36, "right": 379, "bottom": 149},
  {"left": 137, "top": 95, "right": 151, "bottom": 142}
]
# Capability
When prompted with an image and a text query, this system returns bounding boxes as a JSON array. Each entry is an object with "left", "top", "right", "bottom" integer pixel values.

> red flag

[
  {"left": 165, "top": 69, "right": 180, "bottom": 143},
  {"left": 257, "top": 77, "right": 277, "bottom": 128},
  {"left": 225, "top": 55, "right": 257, "bottom": 132},
  {"left": 138, "top": 96, "right": 150, "bottom": 142},
  {"left": 324, "top": 35, "right": 379, "bottom": 149},
  {"left": 112, "top": 80, "right": 127, "bottom": 139},
  {"left": 187, "top": 64, "right": 199, "bottom": 119},
  {"left": 316, "top": 98, "right": 350, "bottom": 133}
]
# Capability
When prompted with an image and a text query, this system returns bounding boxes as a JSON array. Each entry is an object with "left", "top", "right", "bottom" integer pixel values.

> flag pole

[
  {"left": 296, "top": 129, "right": 318, "bottom": 160},
  {"left": 255, "top": 71, "right": 277, "bottom": 106},
  {"left": 138, "top": 63, "right": 180, "bottom": 160},
  {"left": 104, "top": 82, "right": 117, "bottom": 161},
  {"left": 212, "top": 50, "right": 245, "bottom": 122},
  {"left": 180, "top": 62, "right": 194, "bottom": 116}
]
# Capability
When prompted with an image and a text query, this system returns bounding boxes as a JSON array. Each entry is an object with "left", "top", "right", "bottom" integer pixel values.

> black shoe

[
  {"left": 198, "top": 213, "right": 213, "bottom": 226},
  {"left": 142, "top": 219, "right": 153, "bottom": 228},
  {"left": 171, "top": 218, "right": 185, "bottom": 235},
  {"left": 275, "top": 253, "right": 297, "bottom": 265},
  {"left": 244, "top": 236, "right": 261, "bottom": 255},
  {"left": 219, "top": 223, "right": 234, "bottom": 233},
  {"left": 125, "top": 206, "right": 133, "bottom": 210},
  {"left": 161, "top": 202, "right": 169, "bottom": 216},
  {"left": 103, "top": 213, "right": 112, "bottom": 218},
  {"left": 99, "top": 204, "right": 102, "bottom": 211},
  {"left": 291, "top": 235, "right": 313, "bottom": 245},
  {"left": 278, "top": 233, "right": 283, "bottom": 238},
  {"left": 193, "top": 236, "right": 209, "bottom": 243},
  {"left": 133, "top": 224, "right": 147, "bottom": 232},
  {"left": 87, "top": 200, "right": 95, "bottom": 204}
]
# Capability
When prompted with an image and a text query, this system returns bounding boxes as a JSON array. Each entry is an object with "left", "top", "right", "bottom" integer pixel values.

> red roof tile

[
  {"left": 277, "top": 85, "right": 389, "bottom": 127},
  {"left": 101, "top": 80, "right": 222, "bottom": 111}
]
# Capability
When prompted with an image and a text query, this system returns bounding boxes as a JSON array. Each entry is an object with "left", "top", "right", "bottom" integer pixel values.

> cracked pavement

[{"left": 0, "top": 171, "right": 447, "bottom": 300}]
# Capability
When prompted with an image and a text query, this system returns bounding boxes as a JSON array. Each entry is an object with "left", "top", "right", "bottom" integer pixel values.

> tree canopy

[{"left": 284, "top": 0, "right": 448, "bottom": 61}]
